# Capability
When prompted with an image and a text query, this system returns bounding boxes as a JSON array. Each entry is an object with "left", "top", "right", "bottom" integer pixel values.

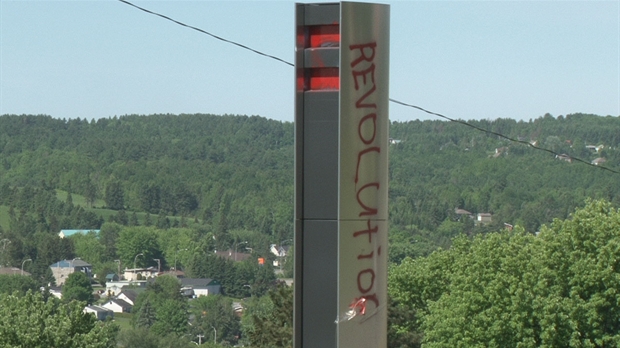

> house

[
  {"left": 41, "top": 286, "right": 63, "bottom": 299},
  {"left": 270, "top": 244, "right": 291, "bottom": 267},
  {"left": 123, "top": 267, "right": 159, "bottom": 281},
  {"left": 105, "top": 273, "right": 119, "bottom": 282},
  {"left": 84, "top": 305, "right": 114, "bottom": 321},
  {"left": 270, "top": 244, "right": 291, "bottom": 258},
  {"left": 591, "top": 157, "right": 607, "bottom": 166},
  {"left": 116, "top": 289, "right": 138, "bottom": 306},
  {"left": 58, "top": 229, "right": 100, "bottom": 239},
  {"left": 0, "top": 267, "right": 30, "bottom": 276},
  {"left": 50, "top": 259, "right": 93, "bottom": 286},
  {"left": 105, "top": 280, "right": 147, "bottom": 297},
  {"left": 476, "top": 213, "right": 492, "bottom": 225},
  {"left": 180, "top": 278, "right": 221, "bottom": 298},
  {"left": 555, "top": 154, "right": 572, "bottom": 163},
  {"left": 495, "top": 147, "right": 509, "bottom": 155},
  {"left": 586, "top": 145, "right": 604, "bottom": 153},
  {"left": 454, "top": 208, "right": 472, "bottom": 215},
  {"left": 214, "top": 250, "right": 251, "bottom": 262},
  {"left": 102, "top": 298, "right": 132, "bottom": 313}
]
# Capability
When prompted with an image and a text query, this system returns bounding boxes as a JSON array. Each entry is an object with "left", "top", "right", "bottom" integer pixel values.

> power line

[
  {"left": 389, "top": 98, "right": 620, "bottom": 175},
  {"left": 117, "top": 0, "right": 293, "bottom": 67},
  {"left": 117, "top": 0, "right": 619, "bottom": 176}
]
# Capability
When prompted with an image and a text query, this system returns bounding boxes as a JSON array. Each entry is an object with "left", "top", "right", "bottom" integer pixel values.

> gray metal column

[
  {"left": 295, "top": 3, "right": 389, "bottom": 348},
  {"left": 295, "top": 4, "right": 340, "bottom": 348}
]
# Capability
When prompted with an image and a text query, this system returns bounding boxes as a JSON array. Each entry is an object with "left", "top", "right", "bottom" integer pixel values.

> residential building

[
  {"left": 58, "top": 229, "right": 100, "bottom": 239},
  {"left": 180, "top": 278, "right": 221, "bottom": 298},
  {"left": 270, "top": 244, "right": 291, "bottom": 267},
  {"left": 105, "top": 280, "right": 147, "bottom": 297},
  {"left": 105, "top": 273, "right": 119, "bottom": 282},
  {"left": 116, "top": 289, "right": 138, "bottom": 306},
  {"left": 84, "top": 305, "right": 114, "bottom": 321},
  {"left": 102, "top": 298, "right": 132, "bottom": 313},
  {"left": 476, "top": 213, "right": 493, "bottom": 225},
  {"left": 50, "top": 259, "right": 92, "bottom": 286},
  {"left": 123, "top": 267, "right": 159, "bottom": 281}
]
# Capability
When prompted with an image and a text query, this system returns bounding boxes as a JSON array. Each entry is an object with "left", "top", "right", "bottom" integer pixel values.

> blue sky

[{"left": 1, "top": 0, "right": 618, "bottom": 123}]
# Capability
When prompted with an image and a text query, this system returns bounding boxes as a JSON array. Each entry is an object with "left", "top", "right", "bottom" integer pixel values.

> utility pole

[
  {"left": 211, "top": 325, "right": 217, "bottom": 344},
  {"left": 133, "top": 253, "right": 143, "bottom": 280},
  {"left": 114, "top": 260, "right": 121, "bottom": 278},
  {"left": 234, "top": 241, "right": 247, "bottom": 261},
  {"left": 153, "top": 258, "right": 160, "bottom": 273},
  {"left": 21, "top": 258, "right": 31, "bottom": 276},
  {"left": 196, "top": 334, "right": 204, "bottom": 345}
]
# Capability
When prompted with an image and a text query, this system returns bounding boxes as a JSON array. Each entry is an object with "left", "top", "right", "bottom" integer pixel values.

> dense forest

[
  {"left": 0, "top": 112, "right": 619, "bottom": 347},
  {"left": 0, "top": 112, "right": 619, "bottom": 264}
]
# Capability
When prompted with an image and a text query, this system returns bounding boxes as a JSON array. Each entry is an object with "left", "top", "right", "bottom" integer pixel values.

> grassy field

[
  {"left": 0, "top": 189, "right": 203, "bottom": 232},
  {"left": 55, "top": 189, "right": 106, "bottom": 208},
  {"left": 113, "top": 312, "right": 133, "bottom": 331},
  {"left": 0, "top": 205, "right": 8, "bottom": 232}
]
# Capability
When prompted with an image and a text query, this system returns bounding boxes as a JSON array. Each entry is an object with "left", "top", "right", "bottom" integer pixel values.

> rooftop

[{"left": 50, "top": 259, "right": 92, "bottom": 268}]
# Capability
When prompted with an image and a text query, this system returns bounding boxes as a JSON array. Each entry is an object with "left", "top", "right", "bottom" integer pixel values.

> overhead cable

[
  {"left": 117, "top": 0, "right": 619, "bottom": 176},
  {"left": 118, "top": 0, "right": 293, "bottom": 67}
]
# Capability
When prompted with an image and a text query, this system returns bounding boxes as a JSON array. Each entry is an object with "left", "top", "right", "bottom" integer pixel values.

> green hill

[{"left": 0, "top": 112, "right": 618, "bottom": 262}]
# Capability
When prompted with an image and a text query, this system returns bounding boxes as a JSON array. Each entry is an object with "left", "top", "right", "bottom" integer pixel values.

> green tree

[
  {"left": 247, "top": 284, "right": 293, "bottom": 348},
  {"left": 70, "top": 231, "right": 104, "bottom": 267},
  {"left": 0, "top": 291, "right": 118, "bottom": 347},
  {"left": 132, "top": 275, "right": 188, "bottom": 336},
  {"left": 190, "top": 295, "right": 240, "bottom": 345},
  {"left": 104, "top": 180, "right": 124, "bottom": 210},
  {"left": 388, "top": 296, "right": 422, "bottom": 348},
  {"left": 117, "top": 226, "right": 163, "bottom": 269},
  {"left": 0, "top": 274, "right": 38, "bottom": 296},
  {"left": 130, "top": 211, "right": 140, "bottom": 226},
  {"left": 117, "top": 327, "right": 196, "bottom": 348},
  {"left": 99, "top": 222, "right": 121, "bottom": 262},
  {"left": 390, "top": 200, "right": 620, "bottom": 347},
  {"left": 63, "top": 271, "right": 94, "bottom": 304}
]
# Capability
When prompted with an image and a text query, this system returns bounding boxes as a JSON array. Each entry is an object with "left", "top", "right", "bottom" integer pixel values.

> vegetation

[
  {"left": 63, "top": 271, "right": 94, "bottom": 304},
  {"left": 390, "top": 200, "right": 620, "bottom": 347},
  {"left": 0, "top": 274, "right": 38, "bottom": 295},
  {"left": 246, "top": 284, "right": 293, "bottom": 348},
  {"left": 0, "top": 112, "right": 619, "bottom": 346},
  {"left": 0, "top": 291, "right": 118, "bottom": 347}
]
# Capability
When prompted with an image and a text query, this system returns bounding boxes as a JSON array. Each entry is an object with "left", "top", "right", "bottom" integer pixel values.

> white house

[
  {"left": 102, "top": 299, "right": 132, "bottom": 313},
  {"left": 105, "top": 280, "right": 147, "bottom": 297},
  {"left": 123, "top": 267, "right": 159, "bottom": 281},
  {"left": 116, "top": 290, "right": 138, "bottom": 306},
  {"left": 84, "top": 305, "right": 113, "bottom": 321},
  {"left": 270, "top": 244, "right": 291, "bottom": 267}
]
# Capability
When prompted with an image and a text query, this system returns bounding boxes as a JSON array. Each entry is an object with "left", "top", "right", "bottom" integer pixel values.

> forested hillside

[
  {"left": 0, "top": 112, "right": 619, "bottom": 347},
  {"left": 388, "top": 113, "right": 620, "bottom": 260},
  {"left": 0, "top": 112, "right": 618, "bottom": 265}
]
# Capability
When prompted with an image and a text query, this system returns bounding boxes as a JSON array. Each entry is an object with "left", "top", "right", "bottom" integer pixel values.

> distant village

[{"left": 1, "top": 229, "right": 292, "bottom": 321}]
